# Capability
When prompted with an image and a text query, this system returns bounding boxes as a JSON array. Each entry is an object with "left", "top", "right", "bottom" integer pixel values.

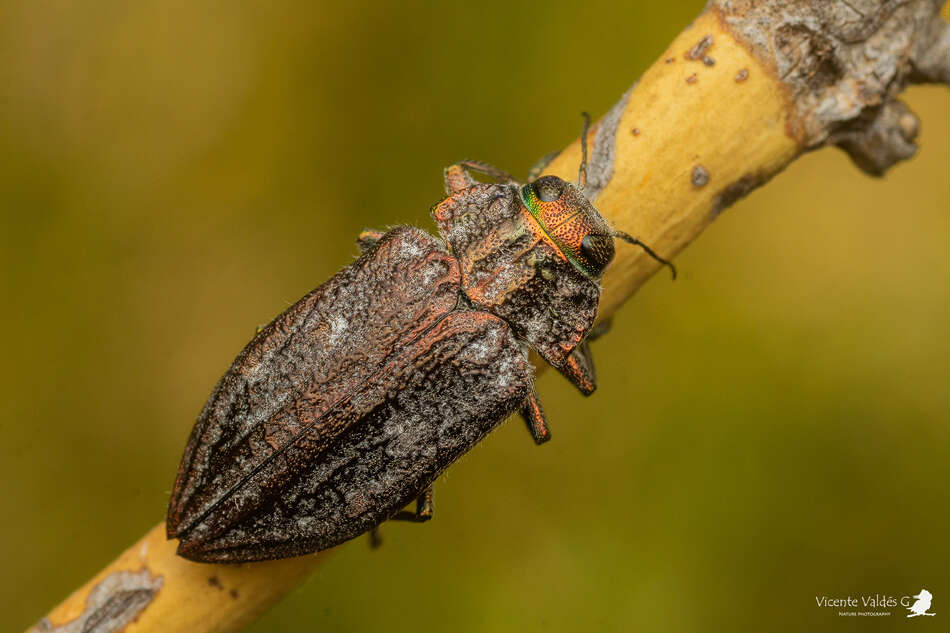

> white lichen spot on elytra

[
  {"left": 327, "top": 315, "right": 348, "bottom": 345},
  {"left": 463, "top": 325, "right": 501, "bottom": 363},
  {"left": 419, "top": 260, "right": 447, "bottom": 287},
  {"left": 492, "top": 353, "right": 520, "bottom": 391},
  {"left": 397, "top": 239, "right": 426, "bottom": 261}
]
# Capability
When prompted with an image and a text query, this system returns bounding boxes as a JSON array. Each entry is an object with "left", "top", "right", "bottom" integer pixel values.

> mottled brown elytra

[{"left": 166, "top": 117, "right": 675, "bottom": 562}]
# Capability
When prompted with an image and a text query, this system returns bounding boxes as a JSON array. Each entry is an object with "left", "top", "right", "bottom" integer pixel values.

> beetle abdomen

[
  {"left": 177, "top": 309, "right": 530, "bottom": 562},
  {"left": 167, "top": 225, "right": 532, "bottom": 562}
]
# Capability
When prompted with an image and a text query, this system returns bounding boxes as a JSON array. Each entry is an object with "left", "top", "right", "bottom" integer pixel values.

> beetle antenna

[
  {"left": 612, "top": 230, "right": 677, "bottom": 280},
  {"left": 578, "top": 112, "right": 591, "bottom": 191}
]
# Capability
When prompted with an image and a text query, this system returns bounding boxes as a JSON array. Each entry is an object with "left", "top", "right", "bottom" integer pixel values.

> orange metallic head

[{"left": 519, "top": 175, "right": 615, "bottom": 278}]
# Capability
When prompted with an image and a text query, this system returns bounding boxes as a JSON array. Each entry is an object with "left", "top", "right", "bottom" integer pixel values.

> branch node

[{"left": 834, "top": 99, "right": 920, "bottom": 176}]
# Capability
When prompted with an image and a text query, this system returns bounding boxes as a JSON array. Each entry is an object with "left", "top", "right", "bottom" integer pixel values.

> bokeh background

[{"left": 2, "top": 1, "right": 948, "bottom": 631}]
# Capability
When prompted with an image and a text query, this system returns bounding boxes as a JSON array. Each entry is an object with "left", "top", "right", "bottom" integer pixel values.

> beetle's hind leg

[
  {"left": 555, "top": 319, "right": 613, "bottom": 396},
  {"left": 520, "top": 389, "right": 551, "bottom": 444},
  {"left": 391, "top": 487, "right": 435, "bottom": 523},
  {"left": 367, "top": 488, "right": 434, "bottom": 550}
]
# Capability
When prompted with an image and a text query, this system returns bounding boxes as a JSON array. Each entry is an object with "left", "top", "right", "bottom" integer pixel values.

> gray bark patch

[
  {"left": 30, "top": 569, "right": 163, "bottom": 633},
  {"left": 585, "top": 85, "right": 633, "bottom": 201}
]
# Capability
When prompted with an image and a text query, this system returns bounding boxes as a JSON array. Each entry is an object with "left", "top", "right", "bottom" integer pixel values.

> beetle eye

[
  {"left": 534, "top": 178, "right": 563, "bottom": 202},
  {"left": 580, "top": 234, "right": 615, "bottom": 274}
]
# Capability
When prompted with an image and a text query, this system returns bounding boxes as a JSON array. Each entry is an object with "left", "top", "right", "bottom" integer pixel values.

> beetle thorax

[{"left": 432, "top": 181, "right": 601, "bottom": 368}]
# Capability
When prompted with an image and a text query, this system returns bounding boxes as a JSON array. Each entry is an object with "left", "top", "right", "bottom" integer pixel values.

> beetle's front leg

[
  {"left": 558, "top": 341, "right": 597, "bottom": 396},
  {"left": 356, "top": 229, "right": 385, "bottom": 254},
  {"left": 555, "top": 319, "right": 613, "bottom": 396},
  {"left": 527, "top": 150, "right": 561, "bottom": 183},
  {"left": 443, "top": 160, "right": 518, "bottom": 194}
]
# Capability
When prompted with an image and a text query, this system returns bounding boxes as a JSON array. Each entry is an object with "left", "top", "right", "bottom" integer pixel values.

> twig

[{"left": 27, "top": 2, "right": 950, "bottom": 632}]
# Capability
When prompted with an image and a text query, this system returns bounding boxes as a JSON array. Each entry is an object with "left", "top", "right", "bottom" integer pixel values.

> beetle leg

[
  {"left": 368, "top": 527, "right": 383, "bottom": 549},
  {"left": 390, "top": 487, "right": 435, "bottom": 522},
  {"left": 444, "top": 160, "right": 518, "bottom": 194},
  {"left": 368, "top": 488, "right": 433, "bottom": 550},
  {"left": 443, "top": 164, "right": 476, "bottom": 193},
  {"left": 415, "top": 487, "right": 434, "bottom": 521},
  {"left": 586, "top": 318, "right": 613, "bottom": 341},
  {"left": 519, "top": 389, "right": 551, "bottom": 444},
  {"left": 527, "top": 150, "right": 562, "bottom": 183},
  {"left": 356, "top": 229, "right": 386, "bottom": 254},
  {"left": 555, "top": 319, "right": 612, "bottom": 396},
  {"left": 557, "top": 341, "right": 597, "bottom": 396}
]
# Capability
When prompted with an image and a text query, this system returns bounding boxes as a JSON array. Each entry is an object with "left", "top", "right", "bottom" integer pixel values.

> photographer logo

[
  {"left": 906, "top": 589, "right": 935, "bottom": 618},
  {"left": 814, "top": 588, "right": 935, "bottom": 618}
]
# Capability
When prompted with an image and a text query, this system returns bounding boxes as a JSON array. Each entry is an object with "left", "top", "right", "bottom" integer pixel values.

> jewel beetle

[{"left": 166, "top": 118, "right": 675, "bottom": 562}]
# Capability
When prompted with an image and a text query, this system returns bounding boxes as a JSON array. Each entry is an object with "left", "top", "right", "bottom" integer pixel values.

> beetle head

[
  {"left": 519, "top": 175, "right": 615, "bottom": 279},
  {"left": 519, "top": 112, "right": 676, "bottom": 282}
]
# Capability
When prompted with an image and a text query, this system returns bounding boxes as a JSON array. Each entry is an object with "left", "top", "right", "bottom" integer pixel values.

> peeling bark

[{"left": 713, "top": 0, "right": 950, "bottom": 175}]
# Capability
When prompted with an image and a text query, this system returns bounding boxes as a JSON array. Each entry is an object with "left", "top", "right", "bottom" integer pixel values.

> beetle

[{"left": 166, "top": 118, "right": 675, "bottom": 562}]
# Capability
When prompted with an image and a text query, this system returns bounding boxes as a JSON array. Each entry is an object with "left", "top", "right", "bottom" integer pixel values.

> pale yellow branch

[
  {"left": 32, "top": 524, "right": 327, "bottom": 633},
  {"left": 545, "top": 11, "right": 798, "bottom": 320},
  {"left": 28, "top": 3, "right": 950, "bottom": 633}
]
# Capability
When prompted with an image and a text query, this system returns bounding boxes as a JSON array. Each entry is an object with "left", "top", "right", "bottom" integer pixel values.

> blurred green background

[{"left": 2, "top": 1, "right": 948, "bottom": 631}]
